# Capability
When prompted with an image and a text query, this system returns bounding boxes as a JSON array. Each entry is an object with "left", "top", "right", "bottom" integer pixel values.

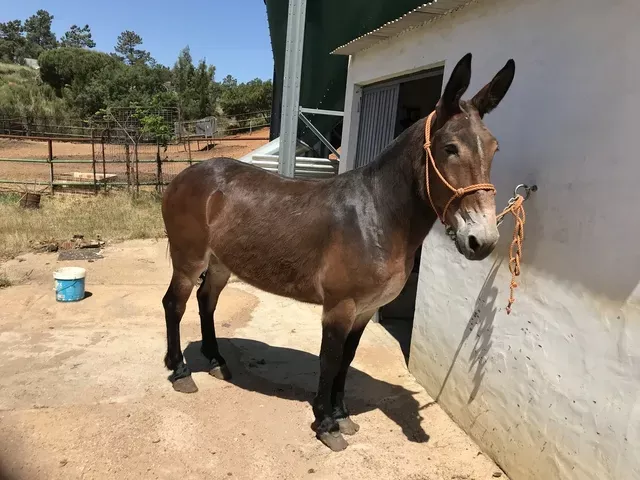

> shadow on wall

[
  {"left": 184, "top": 338, "right": 430, "bottom": 444},
  {"left": 433, "top": 258, "right": 501, "bottom": 404}
]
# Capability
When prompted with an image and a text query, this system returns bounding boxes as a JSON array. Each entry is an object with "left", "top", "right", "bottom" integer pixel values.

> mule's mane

[
  {"left": 342, "top": 118, "right": 436, "bottom": 249},
  {"left": 365, "top": 119, "right": 425, "bottom": 175},
  {"left": 359, "top": 118, "right": 429, "bottom": 210}
]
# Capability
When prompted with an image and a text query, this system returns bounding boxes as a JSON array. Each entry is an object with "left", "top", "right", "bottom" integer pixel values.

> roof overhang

[{"left": 331, "top": 0, "right": 475, "bottom": 56}]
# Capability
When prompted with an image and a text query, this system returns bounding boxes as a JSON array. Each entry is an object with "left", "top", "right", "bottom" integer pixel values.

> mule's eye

[{"left": 444, "top": 144, "right": 458, "bottom": 156}]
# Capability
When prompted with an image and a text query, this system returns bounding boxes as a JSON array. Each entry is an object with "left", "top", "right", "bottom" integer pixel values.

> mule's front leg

[{"left": 313, "top": 301, "right": 355, "bottom": 452}]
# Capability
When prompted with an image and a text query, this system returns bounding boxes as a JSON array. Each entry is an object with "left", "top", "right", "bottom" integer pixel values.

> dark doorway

[{"left": 375, "top": 69, "right": 444, "bottom": 363}]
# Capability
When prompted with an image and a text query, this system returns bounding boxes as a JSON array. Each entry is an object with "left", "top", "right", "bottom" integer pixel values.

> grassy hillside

[{"left": 0, "top": 62, "right": 69, "bottom": 121}]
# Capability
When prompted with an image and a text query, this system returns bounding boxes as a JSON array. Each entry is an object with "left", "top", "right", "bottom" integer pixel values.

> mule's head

[{"left": 427, "top": 53, "right": 515, "bottom": 260}]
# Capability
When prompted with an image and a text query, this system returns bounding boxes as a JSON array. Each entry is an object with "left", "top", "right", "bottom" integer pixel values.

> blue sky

[{"left": 1, "top": 0, "right": 274, "bottom": 82}]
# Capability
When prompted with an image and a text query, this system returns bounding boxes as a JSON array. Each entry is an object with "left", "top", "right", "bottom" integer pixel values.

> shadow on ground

[
  {"left": 377, "top": 316, "right": 412, "bottom": 364},
  {"left": 184, "top": 338, "right": 429, "bottom": 444}
]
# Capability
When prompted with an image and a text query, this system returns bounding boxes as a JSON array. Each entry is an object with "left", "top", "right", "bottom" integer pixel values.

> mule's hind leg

[
  {"left": 197, "top": 258, "right": 232, "bottom": 380},
  {"left": 313, "top": 300, "right": 356, "bottom": 452},
  {"left": 331, "top": 312, "right": 373, "bottom": 436},
  {"left": 163, "top": 269, "right": 199, "bottom": 393}
]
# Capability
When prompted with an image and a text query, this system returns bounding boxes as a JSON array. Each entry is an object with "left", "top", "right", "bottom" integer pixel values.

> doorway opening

[{"left": 355, "top": 67, "right": 444, "bottom": 362}]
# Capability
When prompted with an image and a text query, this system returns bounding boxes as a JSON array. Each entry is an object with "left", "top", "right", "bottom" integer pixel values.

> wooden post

[
  {"left": 101, "top": 139, "right": 107, "bottom": 193},
  {"left": 134, "top": 142, "right": 140, "bottom": 196},
  {"left": 187, "top": 137, "right": 192, "bottom": 165},
  {"left": 91, "top": 129, "right": 98, "bottom": 194},
  {"left": 155, "top": 143, "right": 162, "bottom": 193},
  {"left": 47, "top": 139, "right": 54, "bottom": 195},
  {"left": 125, "top": 143, "right": 131, "bottom": 191}
]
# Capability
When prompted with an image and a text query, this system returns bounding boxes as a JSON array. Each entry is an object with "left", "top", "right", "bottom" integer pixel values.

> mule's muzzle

[{"left": 455, "top": 221, "right": 499, "bottom": 261}]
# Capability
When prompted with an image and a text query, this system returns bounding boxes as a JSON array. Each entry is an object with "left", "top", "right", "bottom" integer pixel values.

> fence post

[
  {"left": 187, "top": 137, "right": 192, "bottom": 166},
  {"left": 47, "top": 139, "right": 54, "bottom": 195},
  {"left": 91, "top": 129, "right": 98, "bottom": 194},
  {"left": 125, "top": 143, "right": 131, "bottom": 191},
  {"left": 134, "top": 142, "right": 140, "bottom": 196},
  {"left": 155, "top": 143, "right": 163, "bottom": 193},
  {"left": 101, "top": 138, "right": 107, "bottom": 193}
]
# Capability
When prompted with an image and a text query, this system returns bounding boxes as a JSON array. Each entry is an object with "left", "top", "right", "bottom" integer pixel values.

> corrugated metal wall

[
  {"left": 265, "top": 0, "right": 426, "bottom": 146},
  {"left": 354, "top": 84, "right": 400, "bottom": 169}
]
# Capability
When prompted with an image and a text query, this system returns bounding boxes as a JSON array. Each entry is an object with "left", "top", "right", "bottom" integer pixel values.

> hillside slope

[{"left": 0, "top": 62, "right": 68, "bottom": 121}]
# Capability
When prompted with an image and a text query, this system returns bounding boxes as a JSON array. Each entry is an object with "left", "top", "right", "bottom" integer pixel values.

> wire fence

[
  {"left": 0, "top": 109, "right": 272, "bottom": 140},
  {"left": 0, "top": 126, "right": 271, "bottom": 196}
]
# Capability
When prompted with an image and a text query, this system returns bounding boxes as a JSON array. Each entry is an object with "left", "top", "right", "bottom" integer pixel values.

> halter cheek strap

[{"left": 423, "top": 111, "right": 496, "bottom": 224}]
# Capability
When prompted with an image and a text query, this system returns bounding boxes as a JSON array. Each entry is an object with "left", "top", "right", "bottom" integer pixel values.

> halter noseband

[{"left": 423, "top": 110, "right": 496, "bottom": 224}]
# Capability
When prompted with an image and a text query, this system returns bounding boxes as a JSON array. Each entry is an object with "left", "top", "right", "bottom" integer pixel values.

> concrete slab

[{"left": 0, "top": 240, "right": 505, "bottom": 480}]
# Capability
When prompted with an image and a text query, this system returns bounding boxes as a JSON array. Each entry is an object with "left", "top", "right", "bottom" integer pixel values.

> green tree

[
  {"left": 114, "top": 30, "right": 152, "bottom": 65},
  {"left": 171, "top": 46, "right": 217, "bottom": 120},
  {"left": 221, "top": 74, "right": 237, "bottom": 88},
  {"left": 219, "top": 77, "right": 272, "bottom": 131},
  {"left": 39, "top": 47, "right": 121, "bottom": 117},
  {"left": 60, "top": 24, "right": 96, "bottom": 49},
  {"left": 173, "top": 46, "right": 195, "bottom": 97},
  {"left": 194, "top": 60, "right": 217, "bottom": 118},
  {"left": 24, "top": 10, "right": 57, "bottom": 57},
  {"left": 0, "top": 20, "right": 27, "bottom": 63},
  {"left": 220, "top": 77, "right": 272, "bottom": 117},
  {"left": 39, "top": 48, "right": 117, "bottom": 94}
]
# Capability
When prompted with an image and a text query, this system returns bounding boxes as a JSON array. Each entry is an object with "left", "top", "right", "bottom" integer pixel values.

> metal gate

[{"left": 354, "top": 83, "right": 400, "bottom": 169}]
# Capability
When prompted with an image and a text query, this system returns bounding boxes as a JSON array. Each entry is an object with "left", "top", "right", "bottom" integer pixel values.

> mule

[{"left": 161, "top": 53, "right": 516, "bottom": 451}]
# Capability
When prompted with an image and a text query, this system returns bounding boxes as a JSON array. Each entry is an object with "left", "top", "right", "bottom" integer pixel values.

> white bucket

[
  {"left": 53, "top": 267, "right": 87, "bottom": 302},
  {"left": 53, "top": 267, "right": 86, "bottom": 281}
]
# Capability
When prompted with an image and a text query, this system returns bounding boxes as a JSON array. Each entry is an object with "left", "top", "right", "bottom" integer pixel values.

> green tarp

[{"left": 265, "top": 0, "right": 426, "bottom": 149}]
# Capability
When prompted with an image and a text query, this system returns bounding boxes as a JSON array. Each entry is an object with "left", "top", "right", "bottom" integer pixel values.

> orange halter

[
  {"left": 423, "top": 110, "right": 535, "bottom": 315},
  {"left": 423, "top": 111, "right": 496, "bottom": 224}
]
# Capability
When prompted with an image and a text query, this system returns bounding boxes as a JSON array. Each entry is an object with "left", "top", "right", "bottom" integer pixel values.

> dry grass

[{"left": 0, "top": 192, "right": 165, "bottom": 260}]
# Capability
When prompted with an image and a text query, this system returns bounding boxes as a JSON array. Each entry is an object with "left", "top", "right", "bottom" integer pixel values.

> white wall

[{"left": 340, "top": 0, "right": 640, "bottom": 478}]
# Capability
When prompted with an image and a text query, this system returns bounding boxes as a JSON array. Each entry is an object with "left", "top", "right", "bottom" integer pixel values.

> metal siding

[
  {"left": 266, "top": 0, "right": 426, "bottom": 148},
  {"left": 354, "top": 84, "right": 399, "bottom": 168},
  {"left": 331, "top": 0, "right": 473, "bottom": 55}
]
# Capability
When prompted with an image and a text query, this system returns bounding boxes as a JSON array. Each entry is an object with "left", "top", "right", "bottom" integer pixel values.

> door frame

[{"left": 339, "top": 64, "right": 445, "bottom": 174}]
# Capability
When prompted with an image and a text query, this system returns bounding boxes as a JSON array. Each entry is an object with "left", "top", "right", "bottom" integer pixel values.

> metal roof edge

[{"left": 331, "top": 0, "right": 476, "bottom": 56}]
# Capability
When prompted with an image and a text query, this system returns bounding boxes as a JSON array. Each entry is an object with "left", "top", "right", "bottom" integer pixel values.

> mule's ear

[
  {"left": 471, "top": 59, "right": 515, "bottom": 118},
  {"left": 436, "top": 53, "right": 472, "bottom": 118}
]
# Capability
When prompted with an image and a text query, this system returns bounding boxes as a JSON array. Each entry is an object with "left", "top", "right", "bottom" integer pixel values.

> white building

[{"left": 333, "top": 0, "right": 640, "bottom": 478}]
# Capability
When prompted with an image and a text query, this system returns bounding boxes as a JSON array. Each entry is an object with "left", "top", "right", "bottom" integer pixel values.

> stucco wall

[{"left": 339, "top": 0, "right": 640, "bottom": 479}]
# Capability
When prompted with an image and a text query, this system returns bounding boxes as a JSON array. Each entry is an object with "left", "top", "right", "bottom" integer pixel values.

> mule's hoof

[
  {"left": 172, "top": 375, "right": 198, "bottom": 394},
  {"left": 317, "top": 431, "right": 348, "bottom": 452},
  {"left": 209, "top": 363, "right": 232, "bottom": 380},
  {"left": 337, "top": 417, "right": 360, "bottom": 436}
]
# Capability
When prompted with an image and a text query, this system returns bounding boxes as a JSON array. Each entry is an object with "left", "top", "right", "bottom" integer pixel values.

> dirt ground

[
  {"left": 0, "top": 128, "right": 270, "bottom": 187},
  {"left": 0, "top": 239, "right": 506, "bottom": 480}
]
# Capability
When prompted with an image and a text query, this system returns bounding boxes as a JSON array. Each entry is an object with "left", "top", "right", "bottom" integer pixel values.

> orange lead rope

[
  {"left": 423, "top": 111, "right": 532, "bottom": 315},
  {"left": 496, "top": 195, "right": 526, "bottom": 314}
]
